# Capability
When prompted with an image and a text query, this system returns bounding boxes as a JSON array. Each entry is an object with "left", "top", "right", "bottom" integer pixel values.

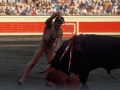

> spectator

[
  {"left": 80, "top": 5, "right": 87, "bottom": 15},
  {"left": 0, "top": 0, "right": 120, "bottom": 16},
  {"left": 51, "top": 7, "right": 56, "bottom": 12},
  {"left": 85, "top": 0, "right": 89, "bottom": 8},
  {"left": 11, "top": 9, "right": 16, "bottom": 15},
  {"left": 16, "top": 10, "right": 20, "bottom": 15},
  {"left": 79, "top": 1, "right": 85, "bottom": 9},
  {"left": 55, "top": 2, "right": 59, "bottom": 11},
  {"left": 16, "top": 0, "right": 22, "bottom": 7},
  {"left": 117, "top": 2, "right": 120, "bottom": 10},
  {"left": 112, "top": 0, "right": 118, "bottom": 6},
  {"left": 86, "top": 5, "right": 93, "bottom": 15},
  {"left": 69, "top": 0, "right": 75, "bottom": 6},
  {"left": 76, "top": 6, "right": 81, "bottom": 15},
  {"left": 26, "top": 10, "right": 31, "bottom": 15},
  {"left": 91, "top": 6, "right": 96, "bottom": 15},
  {"left": 62, "top": 9, "right": 68, "bottom": 15},
  {"left": 112, "top": 6, "right": 118, "bottom": 15},
  {"left": 20, "top": 10, "right": 26, "bottom": 15},
  {"left": 5, "top": 6, "right": 11, "bottom": 15},
  {"left": 31, "top": 7, "right": 36, "bottom": 15},
  {"left": 106, "top": 4, "right": 112, "bottom": 15},
  {"left": 96, "top": 6, "right": 102, "bottom": 15},
  {"left": 1, "top": 10, "right": 6, "bottom": 15},
  {"left": 11, "top": 4, "right": 16, "bottom": 11},
  {"left": 51, "top": 1, "right": 55, "bottom": 8}
]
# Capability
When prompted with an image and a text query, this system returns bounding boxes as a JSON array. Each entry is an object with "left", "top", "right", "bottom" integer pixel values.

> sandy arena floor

[{"left": 0, "top": 36, "right": 120, "bottom": 90}]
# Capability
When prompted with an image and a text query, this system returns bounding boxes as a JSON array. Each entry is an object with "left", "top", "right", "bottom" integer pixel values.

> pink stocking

[{"left": 18, "top": 67, "right": 32, "bottom": 84}]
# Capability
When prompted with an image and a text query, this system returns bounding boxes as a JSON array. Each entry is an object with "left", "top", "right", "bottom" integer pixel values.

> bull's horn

[{"left": 38, "top": 63, "right": 51, "bottom": 74}]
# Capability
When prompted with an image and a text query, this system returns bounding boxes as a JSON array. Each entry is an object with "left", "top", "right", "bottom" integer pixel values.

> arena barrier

[{"left": 0, "top": 16, "right": 120, "bottom": 38}]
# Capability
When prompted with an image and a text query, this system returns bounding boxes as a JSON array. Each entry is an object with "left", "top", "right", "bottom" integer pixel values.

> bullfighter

[{"left": 18, "top": 12, "right": 65, "bottom": 86}]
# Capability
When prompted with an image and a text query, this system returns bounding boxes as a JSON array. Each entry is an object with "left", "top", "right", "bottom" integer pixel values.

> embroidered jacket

[{"left": 42, "top": 22, "right": 63, "bottom": 51}]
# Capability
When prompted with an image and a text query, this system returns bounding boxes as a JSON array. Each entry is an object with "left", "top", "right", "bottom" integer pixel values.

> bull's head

[{"left": 40, "top": 37, "right": 75, "bottom": 76}]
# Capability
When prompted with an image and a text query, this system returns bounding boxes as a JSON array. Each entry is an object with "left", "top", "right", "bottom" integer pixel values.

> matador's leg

[
  {"left": 18, "top": 41, "right": 46, "bottom": 84},
  {"left": 45, "top": 45, "right": 53, "bottom": 63}
]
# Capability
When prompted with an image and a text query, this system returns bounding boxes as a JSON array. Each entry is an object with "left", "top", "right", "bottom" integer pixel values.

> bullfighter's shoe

[{"left": 18, "top": 81, "right": 22, "bottom": 85}]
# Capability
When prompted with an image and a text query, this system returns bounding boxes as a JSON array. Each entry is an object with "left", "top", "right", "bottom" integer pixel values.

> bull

[{"left": 41, "top": 34, "right": 120, "bottom": 89}]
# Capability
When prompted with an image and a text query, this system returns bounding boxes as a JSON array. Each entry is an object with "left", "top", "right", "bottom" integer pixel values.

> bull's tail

[
  {"left": 110, "top": 74, "right": 116, "bottom": 80},
  {"left": 107, "top": 70, "right": 116, "bottom": 80}
]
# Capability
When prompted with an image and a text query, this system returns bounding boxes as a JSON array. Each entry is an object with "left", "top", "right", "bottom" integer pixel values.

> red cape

[{"left": 46, "top": 67, "right": 80, "bottom": 90}]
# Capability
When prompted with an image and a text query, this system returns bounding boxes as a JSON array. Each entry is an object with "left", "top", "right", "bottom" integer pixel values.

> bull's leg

[{"left": 79, "top": 71, "right": 89, "bottom": 90}]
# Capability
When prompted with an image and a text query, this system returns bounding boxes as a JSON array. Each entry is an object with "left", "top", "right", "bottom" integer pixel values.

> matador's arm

[{"left": 45, "top": 12, "right": 59, "bottom": 27}]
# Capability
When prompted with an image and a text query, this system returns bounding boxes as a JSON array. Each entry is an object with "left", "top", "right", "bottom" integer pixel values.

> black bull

[{"left": 47, "top": 34, "right": 120, "bottom": 88}]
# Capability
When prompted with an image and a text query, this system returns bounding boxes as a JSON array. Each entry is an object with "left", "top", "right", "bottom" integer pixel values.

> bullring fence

[{"left": 0, "top": 16, "right": 120, "bottom": 38}]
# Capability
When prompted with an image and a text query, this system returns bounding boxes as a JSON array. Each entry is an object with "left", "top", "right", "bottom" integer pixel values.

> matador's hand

[{"left": 52, "top": 12, "right": 60, "bottom": 17}]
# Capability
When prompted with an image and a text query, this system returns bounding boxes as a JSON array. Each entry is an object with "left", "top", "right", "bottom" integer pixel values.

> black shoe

[{"left": 18, "top": 81, "right": 22, "bottom": 86}]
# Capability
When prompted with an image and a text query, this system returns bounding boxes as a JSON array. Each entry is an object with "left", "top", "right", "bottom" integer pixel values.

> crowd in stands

[{"left": 0, "top": 0, "right": 120, "bottom": 16}]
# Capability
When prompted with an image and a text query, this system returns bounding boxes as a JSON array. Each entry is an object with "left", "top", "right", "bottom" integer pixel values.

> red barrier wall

[
  {"left": 0, "top": 22, "right": 77, "bottom": 37},
  {"left": 0, "top": 22, "right": 45, "bottom": 32},
  {"left": 0, "top": 21, "right": 120, "bottom": 37},
  {"left": 78, "top": 22, "right": 120, "bottom": 33}
]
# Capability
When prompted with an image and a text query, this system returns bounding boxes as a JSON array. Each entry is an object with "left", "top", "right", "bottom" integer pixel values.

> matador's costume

[{"left": 27, "top": 22, "right": 63, "bottom": 67}]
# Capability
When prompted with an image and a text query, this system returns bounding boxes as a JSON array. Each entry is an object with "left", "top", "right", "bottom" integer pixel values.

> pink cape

[{"left": 46, "top": 67, "right": 80, "bottom": 90}]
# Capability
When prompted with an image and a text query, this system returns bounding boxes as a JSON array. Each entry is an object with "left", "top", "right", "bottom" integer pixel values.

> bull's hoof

[
  {"left": 46, "top": 82, "right": 54, "bottom": 87},
  {"left": 81, "top": 84, "right": 89, "bottom": 90}
]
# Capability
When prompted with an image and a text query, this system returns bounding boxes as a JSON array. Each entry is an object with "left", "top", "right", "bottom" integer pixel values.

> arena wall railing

[{"left": 0, "top": 16, "right": 120, "bottom": 38}]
